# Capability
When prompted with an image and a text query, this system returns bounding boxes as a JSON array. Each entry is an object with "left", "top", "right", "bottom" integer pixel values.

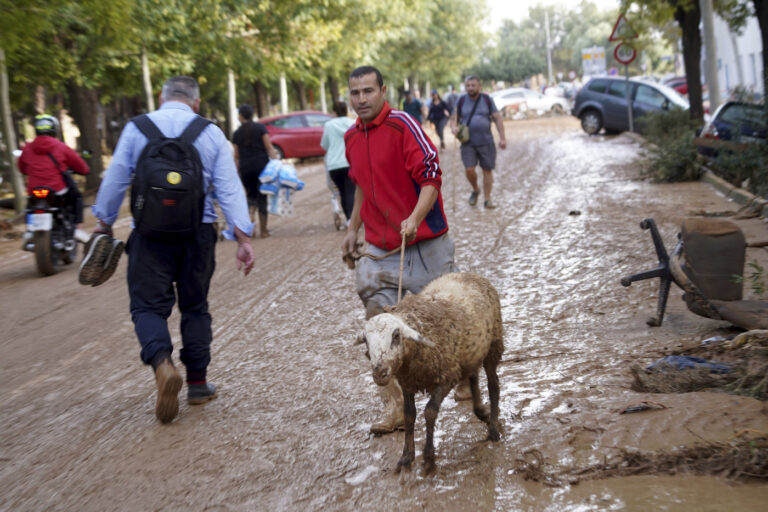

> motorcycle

[{"left": 22, "top": 173, "right": 78, "bottom": 276}]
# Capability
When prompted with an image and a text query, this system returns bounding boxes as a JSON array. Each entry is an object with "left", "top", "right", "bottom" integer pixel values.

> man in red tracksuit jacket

[
  {"left": 341, "top": 66, "right": 460, "bottom": 435},
  {"left": 18, "top": 114, "right": 90, "bottom": 242}
]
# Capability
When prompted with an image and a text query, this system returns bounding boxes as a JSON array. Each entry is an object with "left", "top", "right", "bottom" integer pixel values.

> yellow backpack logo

[{"left": 166, "top": 171, "right": 181, "bottom": 185}]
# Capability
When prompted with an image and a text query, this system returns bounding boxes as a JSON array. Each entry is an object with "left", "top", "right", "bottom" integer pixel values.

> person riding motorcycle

[{"left": 18, "top": 114, "right": 90, "bottom": 243}]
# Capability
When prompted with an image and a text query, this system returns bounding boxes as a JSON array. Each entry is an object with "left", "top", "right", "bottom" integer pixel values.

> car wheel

[
  {"left": 273, "top": 145, "right": 285, "bottom": 160},
  {"left": 580, "top": 110, "right": 602, "bottom": 135},
  {"left": 551, "top": 103, "right": 564, "bottom": 114}
]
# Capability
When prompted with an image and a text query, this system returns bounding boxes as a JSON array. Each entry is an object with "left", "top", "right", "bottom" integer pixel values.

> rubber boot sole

[
  {"left": 155, "top": 363, "right": 183, "bottom": 424},
  {"left": 78, "top": 234, "right": 111, "bottom": 285},
  {"left": 91, "top": 239, "right": 124, "bottom": 287},
  {"left": 188, "top": 391, "right": 218, "bottom": 405}
]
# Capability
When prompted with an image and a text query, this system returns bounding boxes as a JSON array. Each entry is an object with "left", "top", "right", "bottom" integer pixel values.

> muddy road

[{"left": 1, "top": 117, "right": 767, "bottom": 511}]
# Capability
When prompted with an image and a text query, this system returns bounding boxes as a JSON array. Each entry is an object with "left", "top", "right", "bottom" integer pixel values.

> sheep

[{"left": 355, "top": 272, "right": 504, "bottom": 475}]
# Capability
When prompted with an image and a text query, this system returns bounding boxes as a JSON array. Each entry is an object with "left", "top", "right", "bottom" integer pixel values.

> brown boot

[
  {"left": 453, "top": 378, "right": 472, "bottom": 401},
  {"left": 258, "top": 212, "right": 270, "bottom": 238},
  {"left": 370, "top": 379, "right": 405, "bottom": 434},
  {"left": 154, "top": 360, "right": 183, "bottom": 424}
]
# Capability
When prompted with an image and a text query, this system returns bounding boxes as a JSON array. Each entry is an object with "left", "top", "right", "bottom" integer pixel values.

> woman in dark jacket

[
  {"left": 232, "top": 104, "right": 279, "bottom": 238},
  {"left": 427, "top": 90, "right": 451, "bottom": 149}
]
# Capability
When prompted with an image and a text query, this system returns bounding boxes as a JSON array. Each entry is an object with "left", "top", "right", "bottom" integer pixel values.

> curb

[{"left": 697, "top": 163, "right": 768, "bottom": 220}]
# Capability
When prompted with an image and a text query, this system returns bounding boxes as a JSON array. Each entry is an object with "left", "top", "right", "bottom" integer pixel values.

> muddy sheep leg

[
  {"left": 422, "top": 385, "right": 450, "bottom": 476},
  {"left": 469, "top": 372, "right": 490, "bottom": 424},
  {"left": 396, "top": 391, "right": 417, "bottom": 473},
  {"left": 484, "top": 358, "right": 501, "bottom": 442}
]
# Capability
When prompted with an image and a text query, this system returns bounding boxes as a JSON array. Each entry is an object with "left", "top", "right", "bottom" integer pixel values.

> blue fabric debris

[{"left": 647, "top": 355, "right": 731, "bottom": 374}]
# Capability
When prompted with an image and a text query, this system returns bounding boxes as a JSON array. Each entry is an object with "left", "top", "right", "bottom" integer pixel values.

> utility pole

[
  {"left": 545, "top": 11, "right": 554, "bottom": 86},
  {"left": 700, "top": 0, "right": 721, "bottom": 112}
]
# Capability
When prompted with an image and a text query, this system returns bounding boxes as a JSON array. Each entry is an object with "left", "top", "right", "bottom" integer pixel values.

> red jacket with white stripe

[{"left": 345, "top": 102, "right": 448, "bottom": 250}]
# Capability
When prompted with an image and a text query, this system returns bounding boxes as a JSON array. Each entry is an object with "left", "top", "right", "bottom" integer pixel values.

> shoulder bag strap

[{"left": 465, "top": 94, "right": 481, "bottom": 125}]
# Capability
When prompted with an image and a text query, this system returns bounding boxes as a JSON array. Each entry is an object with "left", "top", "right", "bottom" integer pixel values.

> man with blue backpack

[{"left": 86, "top": 76, "right": 255, "bottom": 424}]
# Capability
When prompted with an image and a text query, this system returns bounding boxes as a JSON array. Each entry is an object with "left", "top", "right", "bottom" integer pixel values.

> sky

[{"left": 485, "top": 0, "right": 620, "bottom": 31}]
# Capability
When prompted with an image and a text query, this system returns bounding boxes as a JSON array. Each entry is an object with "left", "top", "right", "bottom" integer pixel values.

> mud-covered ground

[{"left": 1, "top": 117, "right": 767, "bottom": 511}]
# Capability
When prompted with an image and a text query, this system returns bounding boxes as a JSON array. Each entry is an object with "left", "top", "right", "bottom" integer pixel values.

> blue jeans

[{"left": 126, "top": 224, "right": 217, "bottom": 373}]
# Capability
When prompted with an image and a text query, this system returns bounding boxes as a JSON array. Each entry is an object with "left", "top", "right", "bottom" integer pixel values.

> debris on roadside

[{"left": 619, "top": 400, "right": 668, "bottom": 414}]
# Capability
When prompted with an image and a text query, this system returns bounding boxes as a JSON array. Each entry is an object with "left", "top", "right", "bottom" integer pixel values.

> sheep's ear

[
  {"left": 391, "top": 328, "right": 401, "bottom": 347},
  {"left": 355, "top": 332, "right": 367, "bottom": 346}
]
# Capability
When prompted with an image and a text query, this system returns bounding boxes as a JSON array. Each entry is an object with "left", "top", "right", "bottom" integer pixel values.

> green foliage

[
  {"left": 640, "top": 108, "right": 702, "bottom": 182},
  {"left": 733, "top": 260, "right": 767, "bottom": 296},
  {"left": 713, "top": 142, "right": 768, "bottom": 197}
]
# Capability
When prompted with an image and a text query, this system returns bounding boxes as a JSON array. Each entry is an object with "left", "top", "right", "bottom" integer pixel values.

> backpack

[{"left": 130, "top": 114, "right": 211, "bottom": 239}]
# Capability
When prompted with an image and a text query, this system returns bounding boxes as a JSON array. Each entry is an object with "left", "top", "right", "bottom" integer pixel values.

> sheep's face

[{"left": 356, "top": 313, "right": 421, "bottom": 386}]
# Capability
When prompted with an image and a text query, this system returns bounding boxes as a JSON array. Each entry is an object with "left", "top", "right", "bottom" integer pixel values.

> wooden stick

[
  {"left": 397, "top": 235, "right": 406, "bottom": 304},
  {"left": 451, "top": 136, "right": 457, "bottom": 213}
]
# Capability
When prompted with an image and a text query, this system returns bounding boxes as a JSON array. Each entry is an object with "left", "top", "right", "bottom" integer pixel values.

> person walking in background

[
  {"left": 232, "top": 104, "right": 280, "bottom": 238},
  {"left": 450, "top": 75, "right": 507, "bottom": 209},
  {"left": 427, "top": 89, "right": 450, "bottom": 149},
  {"left": 321, "top": 101, "right": 356, "bottom": 225},
  {"left": 88, "top": 76, "right": 255, "bottom": 424},
  {"left": 342, "top": 65, "right": 458, "bottom": 434},
  {"left": 401, "top": 90, "right": 423, "bottom": 124}
]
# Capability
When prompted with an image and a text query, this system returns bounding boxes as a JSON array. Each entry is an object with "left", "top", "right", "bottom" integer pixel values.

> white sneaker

[{"left": 74, "top": 229, "right": 91, "bottom": 243}]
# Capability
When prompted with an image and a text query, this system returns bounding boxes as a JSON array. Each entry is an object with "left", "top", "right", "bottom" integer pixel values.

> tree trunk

[
  {"left": 329, "top": 76, "right": 340, "bottom": 104},
  {"left": 34, "top": 85, "right": 46, "bottom": 114},
  {"left": 754, "top": 0, "right": 768, "bottom": 94},
  {"left": 65, "top": 79, "right": 103, "bottom": 192},
  {"left": 0, "top": 47, "right": 26, "bottom": 213},
  {"left": 675, "top": 2, "right": 704, "bottom": 124},
  {"left": 252, "top": 80, "right": 268, "bottom": 119},
  {"left": 292, "top": 80, "right": 308, "bottom": 110}
]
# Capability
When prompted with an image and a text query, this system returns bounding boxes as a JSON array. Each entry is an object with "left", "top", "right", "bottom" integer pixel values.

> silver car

[{"left": 572, "top": 77, "right": 689, "bottom": 135}]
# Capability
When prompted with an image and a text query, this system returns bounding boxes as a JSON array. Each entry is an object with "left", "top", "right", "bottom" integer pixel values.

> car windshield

[
  {"left": 305, "top": 114, "right": 332, "bottom": 127},
  {"left": 269, "top": 116, "right": 305, "bottom": 128},
  {"left": 719, "top": 103, "right": 766, "bottom": 129},
  {"left": 648, "top": 82, "right": 689, "bottom": 109}
]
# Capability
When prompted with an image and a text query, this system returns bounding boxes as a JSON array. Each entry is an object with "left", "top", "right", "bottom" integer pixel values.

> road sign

[
  {"left": 581, "top": 46, "right": 606, "bottom": 77},
  {"left": 609, "top": 14, "right": 638, "bottom": 42},
  {"left": 614, "top": 43, "right": 637, "bottom": 65}
]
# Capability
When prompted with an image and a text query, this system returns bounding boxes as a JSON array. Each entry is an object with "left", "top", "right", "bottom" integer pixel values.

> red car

[
  {"left": 258, "top": 111, "right": 333, "bottom": 159},
  {"left": 663, "top": 76, "right": 688, "bottom": 95}
]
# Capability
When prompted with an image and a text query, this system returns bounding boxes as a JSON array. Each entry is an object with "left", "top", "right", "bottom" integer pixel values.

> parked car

[
  {"left": 491, "top": 87, "right": 568, "bottom": 118},
  {"left": 572, "top": 77, "right": 689, "bottom": 135},
  {"left": 695, "top": 101, "right": 766, "bottom": 157},
  {"left": 663, "top": 76, "right": 688, "bottom": 95},
  {"left": 258, "top": 111, "right": 334, "bottom": 159}
]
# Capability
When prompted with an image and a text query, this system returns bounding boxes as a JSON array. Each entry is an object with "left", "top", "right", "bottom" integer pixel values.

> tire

[
  {"left": 34, "top": 231, "right": 58, "bottom": 276},
  {"left": 580, "top": 110, "right": 603, "bottom": 135},
  {"left": 551, "top": 103, "right": 564, "bottom": 114},
  {"left": 273, "top": 145, "right": 285, "bottom": 160}
]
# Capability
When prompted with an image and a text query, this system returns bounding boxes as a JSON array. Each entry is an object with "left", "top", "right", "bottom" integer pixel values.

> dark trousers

[
  {"left": 329, "top": 167, "right": 355, "bottom": 221},
  {"left": 126, "top": 224, "right": 217, "bottom": 375},
  {"left": 61, "top": 173, "right": 84, "bottom": 224}
]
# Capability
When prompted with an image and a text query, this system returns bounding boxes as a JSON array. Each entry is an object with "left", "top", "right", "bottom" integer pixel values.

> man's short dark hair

[
  {"left": 333, "top": 101, "right": 348, "bottom": 117},
  {"left": 161, "top": 76, "right": 200, "bottom": 102},
  {"left": 464, "top": 75, "right": 480, "bottom": 83},
  {"left": 349, "top": 66, "right": 383, "bottom": 87}
]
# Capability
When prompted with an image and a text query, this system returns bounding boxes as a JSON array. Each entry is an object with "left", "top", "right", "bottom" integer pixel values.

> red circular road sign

[{"left": 614, "top": 43, "right": 637, "bottom": 65}]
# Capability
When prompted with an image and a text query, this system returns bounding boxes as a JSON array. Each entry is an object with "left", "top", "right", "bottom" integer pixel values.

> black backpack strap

[
  {"left": 180, "top": 116, "right": 212, "bottom": 144},
  {"left": 132, "top": 114, "right": 165, "bottom": 141}
]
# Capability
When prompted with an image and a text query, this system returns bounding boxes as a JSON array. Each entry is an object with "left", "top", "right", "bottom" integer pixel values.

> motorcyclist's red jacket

[
  {"left": 345, "top": 101, "right": 448, "bottom": 250},
  {"left": 18, "top": 135, "right": 89, "bottom": 194}
]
